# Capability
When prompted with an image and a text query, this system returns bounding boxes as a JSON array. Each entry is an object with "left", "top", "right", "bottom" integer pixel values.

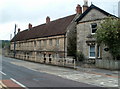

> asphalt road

[{"left": 1, "top": 56, "right": 108, "bottom": 89}]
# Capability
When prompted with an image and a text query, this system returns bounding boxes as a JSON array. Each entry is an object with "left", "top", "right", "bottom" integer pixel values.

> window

[
  {"left": 39, "top": 41, "right": 41, "bottom": 47},
  {"left": 44, "top": 40, "right": 47, "bottom": 46},
  {"left": 89, "top": 45, "right": 95, "bottom": 58},
  {"left": 38, "top": 53, "right": 41, "bottom": 57},
  {"left": 19, "top": 43, "right": 21, "bottom": 47},
  {"left": 49, "top": 39, "right": 52, "bottom": 46},
  {"left": 28, "top": 42, "right": 30, "bottom": 47},
  {"left": 91, "top": 23, "right": 97, "bottom": 34},
  {"left": 34, "top": 41, "right": 36, "bottom": 47},
  {"left": 56, "top": 39, "right": 59, "bottom": 46},
  {"left": 56, "top": 53, "right": 59, "bottom": 58}
]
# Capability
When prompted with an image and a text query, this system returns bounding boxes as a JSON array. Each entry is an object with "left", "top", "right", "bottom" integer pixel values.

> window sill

[
  {"left": 89, "top": 57, "right": 95, "bottom": 59},
  {"left": 96, "top": 57, "right": 102, "bottom": 59},
  {"left": 91, "top": 33, "right": 95, "bottom": 35}
]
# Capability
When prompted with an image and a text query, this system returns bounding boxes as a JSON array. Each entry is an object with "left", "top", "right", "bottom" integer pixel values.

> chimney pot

[
  {"left": 28, "top": 23, "right": 32, "bottom": 29},
  {"left": 83, "top": 0, "right": 89, "bottom": 12},
  {"left": 76, "top": 4, "right": 82, "bottom": 14},
  {"left": 84, "top": 0, "right": 88, "bottom": 6},
  {"left": 18, "top": 28, "right": 20, "bottom": 33},
  {"left": 46, "top": 16, "right": 50, "bottom": 24}
]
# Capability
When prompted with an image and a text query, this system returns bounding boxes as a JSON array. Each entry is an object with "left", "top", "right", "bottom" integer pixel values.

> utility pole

[{"left": 13, "top": 24, "right": 17, "bottom": 58}]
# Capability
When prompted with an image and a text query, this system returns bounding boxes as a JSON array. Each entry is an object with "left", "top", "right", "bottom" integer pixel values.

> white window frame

[
  {"left": 89, "top": 45, "right": 95, "bottom": 58},
  {"left": 91, "top": 23, "right": 97, "bottom": 34},
  {"left": 97, "top": 46, "right": 100, "bottom": 58}
]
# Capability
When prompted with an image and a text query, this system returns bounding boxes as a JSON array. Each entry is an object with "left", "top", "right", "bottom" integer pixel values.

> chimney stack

[
  {"left": 18, "top": 28, "right": 20, "bottom": 33},
  {"left": 28, "top": 23, "right": 32, "bottom": 29},
  {"left": 76, "top": 4, "right": 82, "bottom": 14},
  {"left": 83, "top": 0, "right": 88, "bottom": 12},
  {"left": 46, "top": 16, "right": 50, "bottom": 24}
]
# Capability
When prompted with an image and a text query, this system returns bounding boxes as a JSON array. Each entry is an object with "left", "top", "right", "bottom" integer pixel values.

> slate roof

[
  {"left": 76, "top": 4, "right": 116, "bottom": 22},
  {"left": 11, "top": 14, "right": 76, "bottom": 42}
]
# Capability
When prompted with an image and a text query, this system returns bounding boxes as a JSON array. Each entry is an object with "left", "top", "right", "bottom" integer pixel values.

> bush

[
  {"left": 76, "top": 52, "right": 85, "bottom": 61},
  {"left": 95, "top": 17, "right": 120, "bottom": 60}
]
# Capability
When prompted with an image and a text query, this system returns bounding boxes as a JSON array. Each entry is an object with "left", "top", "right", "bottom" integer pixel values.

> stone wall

[
  {"left": 11, "top": 35, "right": 65, "bottom": 52},
  {"left": 7, "top": 50, "right": 76, "bottom": 68},
  {"left": 10, "top": 35, "right": 65, "bottom": 59},
  {"left": 96, "top": 59, "right": 120, "bottom": 70},
  {"left": 79, "top": 9, "right": 107, "bottom": 22},
  {"left": 77, "top": 20, "right": 101, "bottom": 59}
]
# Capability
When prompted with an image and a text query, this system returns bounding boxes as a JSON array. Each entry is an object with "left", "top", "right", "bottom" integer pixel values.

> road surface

[{"left": 1, "top": 56, "right": 108, "bottom": 89}]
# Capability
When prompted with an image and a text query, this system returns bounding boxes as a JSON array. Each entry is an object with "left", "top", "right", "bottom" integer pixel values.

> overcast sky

[{"left": 0, "top": 0, "right": 119, "bottom": 40}]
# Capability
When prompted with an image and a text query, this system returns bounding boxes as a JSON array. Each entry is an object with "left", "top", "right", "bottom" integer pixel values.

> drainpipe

[{"left": 14, "top": 24, "right": 17, "bottom": 58}]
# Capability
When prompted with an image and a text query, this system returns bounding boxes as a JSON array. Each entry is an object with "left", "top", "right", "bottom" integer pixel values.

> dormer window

[{"left": 91, "top": 23, "right": 97, "bottom": 34}]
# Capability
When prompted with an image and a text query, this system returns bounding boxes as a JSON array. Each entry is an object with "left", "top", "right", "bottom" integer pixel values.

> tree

[
  {"left": 2, "top": 40, "right": 10, "bottom": 48},
  {"left": 95, "top": 17, "right": 120, "bottom": 60},
  {"left": 67, "top": 29, "right": 77, "bottom": 59}
]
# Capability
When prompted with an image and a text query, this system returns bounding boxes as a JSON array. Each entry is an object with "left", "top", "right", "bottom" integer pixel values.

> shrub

[{"left": 76, "top": 52, "right": 85, "bottom": 61}]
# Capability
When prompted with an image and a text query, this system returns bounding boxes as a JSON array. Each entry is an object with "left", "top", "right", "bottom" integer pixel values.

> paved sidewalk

[
  {"left": 10, "top": 60, "right": 119, "bottom": 87},
  {"left": 76, "top": 66, "right": 119, "bottom": 78},
  {"left": 2, "top": 56, "right": 120, "bottom": 88}
]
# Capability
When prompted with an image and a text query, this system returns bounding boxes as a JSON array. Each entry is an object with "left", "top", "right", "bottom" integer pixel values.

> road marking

[
  {"left": 0, "top": 71, "right": 6, "bottom": 75},
  {"left": 10, "top": 78, "right": 26, "bottom": 88}
]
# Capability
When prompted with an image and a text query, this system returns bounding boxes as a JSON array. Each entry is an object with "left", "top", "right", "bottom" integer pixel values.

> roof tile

[{"left": 11, "top": 14, "right": 76, "bottom": 42}]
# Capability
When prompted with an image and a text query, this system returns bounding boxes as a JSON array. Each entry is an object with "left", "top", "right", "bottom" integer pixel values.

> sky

[{"left": 0, "top": 0, "right": 119, "bottom": 40}]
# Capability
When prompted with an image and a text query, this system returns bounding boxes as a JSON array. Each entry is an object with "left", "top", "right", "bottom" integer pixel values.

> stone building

[
  {"left": 76, "top": 4, "right": 119, "bottom": 69},
  {"left": 10, "top": 1, "right": 119, "bottom": 69},
  {"left": 10, "top": 4, "right": 86, "bottom": 64}
]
